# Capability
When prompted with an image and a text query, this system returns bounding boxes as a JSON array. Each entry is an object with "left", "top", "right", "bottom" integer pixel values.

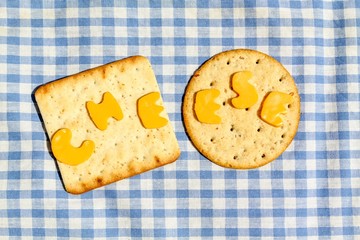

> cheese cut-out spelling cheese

[
  {"left": 194, "top": 89, "right": 221, "bottom": 124},
  {"left": 137, "top": 92, "right": 168, "bottom": 129},
  {"left": 51, "top": 128, "right": 95, "bottom": 166},
  {"left": 183, "top": 49, "right": 300, "bottom": 170},
  {"left": 231, "top": 71, "right": 258, "bottom": 109},
  {"left": 34, "top": 56, "right": 180, "bottom": 194},
  {"left": 86, "top": 92, "right": 123, "bottom": 131},
  {"left": 260, "top": 91, "right": 294, "bottom": 127}
]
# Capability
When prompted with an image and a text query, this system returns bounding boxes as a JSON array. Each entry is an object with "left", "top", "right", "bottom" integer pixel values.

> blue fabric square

[
  {"left": 150, "top": 18, "right": 162, "bottom": 27},
  {"left": 296, "top": 208, "right": 307, "bottom": 217},
  {"left": 103, "top": 37, "right": 115, "bottom": 45},
  {"left": 197, "top": 19, "right": 209, "bottom": 27},
  {"left": 7, "top": 55, "right": 20, "bottom": 64},
  {"left": 222, "top": 38, "right": 234, "bottom": 46},
  {"left": 200, "top": 190, "right": 212, "bottom": 198},
  {"left": 296, "top": 189, "right": 307, "bottom": 198},
  {"left": 249, "top": 228, "right": 261, "bottom": 237},
  {"left": 318, "top": 227, "right": 331, "bottom": 236},
  {"left": 57, "top": 229, "right": 69, "bottom": 238},
  {"left": 290, "top": 1, "right": 301, "bottom": 8},
  {"left": 177, "top": 228, "right": 189, "bottom": 237},
  {"left": 174, "top": 37, "right": 186, "bottom": 46},
  {"left": 222, "top": 19, "right": 234, "bottom": 27},
  {"left": 8, "top": 132, "right": 21, "bottom": 141},
  {"left": 106, "top": 209, "right": 118, "bottom": 218},
  {"left": 177, "top": 209, "right": 189, "bottom": 217},
  {"left": 9, "top": 228, "right": 21, "bottom": 236},
  {"left": 152, "top": 190, "right": 164, "bottom": 198},
  {"left": 78, "top": 1, "right": 90, "bottom": 8},
  {"left": 154, "top": 229, "right": 166, "bottom": 237},
  {"left": 225, "top": 209, "right": 237, "bottom": 217},
  {"left": 31, "top": 19, "right": 43, "bottom": 27},
  {"left": 174, "top": 56, "right": 186, "bottom": 64},
  {"left": 7, "top": 19, "right": 20, "bottom": 27},
  {"left": 198, "top": 38, "right": 210, "bottom": 46},
  {"left": 248, "top": 190, "right": 260, "bottom": 198},
  {"left": 249, "top": 209, "right": 261, "bottom": 218},
  {"left": 7, "top": 37, "right": 20, "bottom": 45},
  {"left": 248, "top": 171, "right": 260, "bottom": 179},
  {"left": 225, "top": 190, "right": 237, "bottom": 198},
  {"left": 32, "top": 209, "right": 44, "bottom": 218},
  {"left": 174, "top": 18, "right": 185, "bottom": 26},
  {"left": 272, "top": 189, "right": 284, "bottom": 198},
  {"left": 55, "top": 18, "right": 66, "bottom": 27},
  {"left": 7, "top": 209, "right": 20, "bottom": 218},
  {"left": 201, "top": 209, "right": 213, "bottom": 217},
  {"left": 201, "top": 228, "right": 213, "bottom": 236},
  {"left": 131, "top": 228, "right": 142, "bottom": 237},
  {"left": 151, "top": 37, "right": 162, "bottom": 46},
  {"left": 342, "top": 227, "right": 354, "bottom": 235},
  {"left": 153, "top": 209, "right": 165, "bottom": 217},
  {"left": 32, "top": 56, "right": 44, "bottom": 64},
  {"left": 128, "top": 37, "right": 139, "bottom": 45},
  {"left": 130, "top": 190, "right": 141, "bottom": 198},
  {"left": 82, "top": 209, "right": 94, "bottom": 218},
  {"left": 56, "top": 210, "right": 69, "bottom": 218},
  {"left": 31, "top": 190, "right": 44, "bottom": 199},
  {"left": 82, "top": 229, "right": 94, "bottom": 238},
  {"left": 127, "top": 18, "right": 138, "bottom": 26},
  {"left": 273, "top": 228, "right": 285, "bottom": 236},
  {"left": 106, "top": 228, "right": 118, "bottom": 237},
  {"left": 226, "top": 228, "right": 238, "bottom": 236},
  {"left": 296, "top": 228, "right": 308, "bottom": 236},
  {"left": 152, "top": 170, "right": 164, "bottom": 179},
  {"left": 7, "top": 171, "right": 20, "bottom": 179},
  {"left": 177, "top": 190, "right": 189, "bottom": 198},
  {"left": 6, "top": 0, "right": 19, "bottom": 8},
  {"left": 197, "top": 0, "right": 209, "bottom": 8},
  {"left": 101, "top": 0, "right": 114, "bottom": 7},
  {"left": 79, "top": 56, "right": 91, "bottom": 64},
  {"left": 244, "top": 1, "right": 256, "bottom": 7}
]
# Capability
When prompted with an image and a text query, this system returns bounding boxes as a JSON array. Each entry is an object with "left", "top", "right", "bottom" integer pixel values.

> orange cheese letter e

[
  {"left": 137, "top": 92, "right": 168, "bottom": 129},
  {"left": 194, "top": 89, "right": 221, "bottom": 124}
]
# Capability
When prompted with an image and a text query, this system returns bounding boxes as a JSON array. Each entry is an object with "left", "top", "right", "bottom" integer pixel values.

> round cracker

[{"left": 182, "top": 49, "right": 300, "bottom": 169}]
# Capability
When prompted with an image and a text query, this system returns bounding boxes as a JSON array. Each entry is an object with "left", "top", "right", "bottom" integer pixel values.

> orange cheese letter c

[
  {"left": 260, "top": 91, "right": 294, "bottom": 127},
  {"left": 51, "top": 128, "right": 95, "bottom": 166}
]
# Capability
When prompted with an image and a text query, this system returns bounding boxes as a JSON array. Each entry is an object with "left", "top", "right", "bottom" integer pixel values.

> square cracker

[{"left": 35, "top": 56, "right": 180, "bottom": 194}]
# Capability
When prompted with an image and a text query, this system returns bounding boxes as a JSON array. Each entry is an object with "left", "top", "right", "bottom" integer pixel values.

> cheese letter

[
  {"left": 86, "top": 92, "right": 123, "bottom": 131},
  {"left": 51, "top": 128, "right": 95, "bottom": 166},
  {"left": 231, "top": 71, "right": 258, "bottom": 109},
  {"left": 194, "top": 89, "right": 221, "bottom": 124},
  {"left": 137, "top": 92, "right": 168, "bottom": 129},
  {"left": 260, "top": 91, "right": 294, "bottom": 127}
]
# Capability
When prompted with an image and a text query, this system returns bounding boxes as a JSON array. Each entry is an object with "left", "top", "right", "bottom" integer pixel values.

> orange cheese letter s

[
  {"left": 260, "top": 91, "right": 294, "bottom": 127},
  {"left": 86, "top": 92, "right": 123, "bottom": 131},
  {"left": 194, "top": 89, "right": 221, "bottom": 124},
  {"left": 137, "top": 92, "right": 168, "bottom": 129},
  {"left": 231, "top": 71, "right": 258, "bottom": 109},
  {"left": 51, "top": 128, "right": 95, "bottom": 166}
]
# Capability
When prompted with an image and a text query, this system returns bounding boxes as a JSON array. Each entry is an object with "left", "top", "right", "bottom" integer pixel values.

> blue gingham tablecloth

[{"left": 1, "top": 1, "right": 359, "bottom": 239}]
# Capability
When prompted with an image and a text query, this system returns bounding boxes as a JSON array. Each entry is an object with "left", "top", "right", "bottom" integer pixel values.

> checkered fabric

[{"left": 1, "top": 0, "right": 359, "bottom": 239}]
